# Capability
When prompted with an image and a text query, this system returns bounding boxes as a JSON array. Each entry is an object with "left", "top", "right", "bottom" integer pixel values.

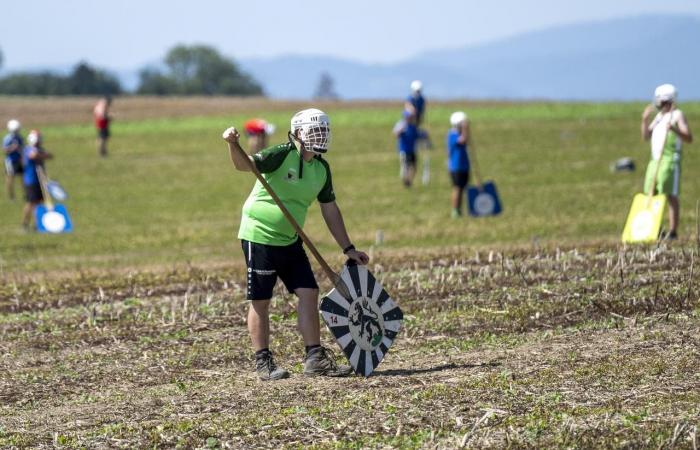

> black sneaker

[
  {"left": 303, "top": 346, "right": 353, "bottom": 377},
  {"left": 255, "top": 350, "right": 289, "bottom": 381},
  {"left": 660, "top": 229, "right": 678, "bottom": 241}
]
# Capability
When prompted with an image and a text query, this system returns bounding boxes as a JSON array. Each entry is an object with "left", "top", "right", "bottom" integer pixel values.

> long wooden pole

[{"left": 35, "top": 165, "right": 54, "bottom": 210}]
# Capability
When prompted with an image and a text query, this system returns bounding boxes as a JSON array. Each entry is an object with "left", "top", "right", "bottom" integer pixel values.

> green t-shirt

[{"left": 238, "top": 142, "right": 335, "bottom": 246}]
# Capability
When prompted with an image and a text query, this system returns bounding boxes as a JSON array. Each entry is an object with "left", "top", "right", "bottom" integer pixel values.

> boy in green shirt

[
  {"left": 641, "top": 84, "right": 693, "bottom": 240},
  {"left": 223, "top": 108, "right": 369, "bottom": 380}
]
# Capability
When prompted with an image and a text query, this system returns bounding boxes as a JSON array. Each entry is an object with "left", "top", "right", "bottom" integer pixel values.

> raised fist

[{"left": 222, "top": 127, "right": 240, "bottom": 143}]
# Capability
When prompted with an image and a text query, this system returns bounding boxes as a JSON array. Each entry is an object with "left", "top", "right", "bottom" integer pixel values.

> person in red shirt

[
  {"left": 244, "top": 118, "right": 276, "bottom": 154},
  {"left": 94, "top": 96, "right": 112, "bottom": 157}
]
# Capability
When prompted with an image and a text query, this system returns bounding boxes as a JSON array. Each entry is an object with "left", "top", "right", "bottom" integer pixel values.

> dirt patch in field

[
  {"left": 1, "top": 244, "right": 699, "bottom": 448},
  {"left": 0, "top": 96, "right": 531, "bottom": 126},
  {"left": 0, "top": 97, "right": 400, "bottom": 126}
]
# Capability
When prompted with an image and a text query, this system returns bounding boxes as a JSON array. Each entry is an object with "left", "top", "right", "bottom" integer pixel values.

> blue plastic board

[
  {"left": 467, "top": 181, "right": 502, "bottom": 217},
  {"left": 36, "top": 204, "right": 73, "bottom": 233}
]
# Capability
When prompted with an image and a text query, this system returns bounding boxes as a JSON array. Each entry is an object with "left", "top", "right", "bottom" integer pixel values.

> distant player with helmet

[
  {"left": 222, "top": 108, "right": 369, "bottom": 381},
  {"left": 3, "top": 119, "right": 24, "bottom": 200},
  {"left": 94, "top": 96, "right": 112, "bottom": 157},
  {"left": 641, "top": 84, "right": 693, "bottom": 240},
  {"left": 393, "top": 109, "right": 430, "bottom": 187},
  {"left": 405, "top": 80, "right": 426, "bottom": 126},
  {"left": 447, "top": 111, "right": 471, "bottom": 218},
  {"left": 243, "top": 118, "right": 276, "bottom": 154},
  {"left": 21, "top": 130, "right": 53, "bottom": 231}
]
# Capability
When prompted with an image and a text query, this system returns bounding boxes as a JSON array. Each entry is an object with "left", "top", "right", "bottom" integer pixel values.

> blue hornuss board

[
  {"left": 36, "top": 204, "right": 73, "bottom": 233},
  {"left": 467, "top": 181, "right": 502, "bottom": 217}
]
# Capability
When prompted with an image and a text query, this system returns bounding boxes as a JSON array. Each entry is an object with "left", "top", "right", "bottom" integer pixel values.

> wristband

[{"left": 343, "top": 244, "right": 355, "bottom": 254}]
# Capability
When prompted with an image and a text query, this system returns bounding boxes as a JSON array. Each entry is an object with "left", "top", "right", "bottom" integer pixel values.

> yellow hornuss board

[{"left": 621, "top": 194, "right": 667, "bottom": 243}]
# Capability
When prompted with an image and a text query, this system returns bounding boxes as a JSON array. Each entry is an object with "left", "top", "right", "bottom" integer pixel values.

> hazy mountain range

[
  {"left": 5, "top": 14, "right": 697, "bottom": 101},
  {"left": 238, "top": 14, "right": 700, "bottom": 101}
]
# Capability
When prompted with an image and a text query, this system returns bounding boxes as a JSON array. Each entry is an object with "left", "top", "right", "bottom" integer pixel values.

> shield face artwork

[
  {"left": 467, "top": 181, "right": 502, "bottom": 217},
  {"left": 320, "top": 263, "right": 403, "bottom": 377},
  {"left": 621, "top": 193, "right": 666, "bottom": 243}
]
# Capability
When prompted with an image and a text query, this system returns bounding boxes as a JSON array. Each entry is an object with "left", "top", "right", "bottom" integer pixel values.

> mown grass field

[{"left": 1, "top": 98, "right": 699, "bottom": 448}]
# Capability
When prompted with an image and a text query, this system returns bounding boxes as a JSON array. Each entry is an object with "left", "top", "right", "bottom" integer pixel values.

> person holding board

[
  {"left": 223, "top": 108, "right": 369, "bottom": 381},
  {"left": 640, "top": 84, "right": 693, "bottom": 240}
]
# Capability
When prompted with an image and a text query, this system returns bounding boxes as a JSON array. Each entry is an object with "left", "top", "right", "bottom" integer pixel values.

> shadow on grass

[{"left": 371, "top": 361, "right": 501, "bottom": 377}]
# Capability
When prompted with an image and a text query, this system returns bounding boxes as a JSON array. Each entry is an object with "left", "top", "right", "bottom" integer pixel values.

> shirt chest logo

[{"left": 286, "top": 167, "right": 299, "bottom": 183}]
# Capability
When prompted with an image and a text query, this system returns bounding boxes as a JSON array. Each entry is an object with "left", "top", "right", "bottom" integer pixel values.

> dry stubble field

[{"left": 2, "top": 243, "right": 700, "bottom": 448}]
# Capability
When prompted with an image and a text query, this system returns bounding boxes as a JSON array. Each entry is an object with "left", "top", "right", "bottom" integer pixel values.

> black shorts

[
  {"left": 24, "top": 183, "right": 43, "bottom": 203},
  {"left": 98, "top": 127, "right": 110, "bottom": 139},
  {"left": 241, "top": 238, "right": 319, "bottom": 300},
  {"left": 450, "top": 170, "right": 469, "bottom": 188},
  {"left": 4, "top": 158, "right": 23, "bottom": 176},
  {"left": 399, "top": 152, "right": 416, "bottom": 167}
]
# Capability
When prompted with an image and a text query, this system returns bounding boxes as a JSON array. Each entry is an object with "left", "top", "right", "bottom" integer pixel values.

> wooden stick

[
  {"left": 35, "top": 165, "right": 54, "bottom": 210},
  {"left": 232, "top": 143, "right": 352, "bottom": 299},
  {"left": 695, "top": 199, "right": 699, "bottom": 252}
]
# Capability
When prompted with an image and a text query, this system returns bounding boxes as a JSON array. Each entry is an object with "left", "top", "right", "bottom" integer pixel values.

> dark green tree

[
  {"left": 138, "top": 44, "right": 264, "bottom": 96},
  {"left": 313, "top": 72, "right": 339, "bottom": 100},
  {"left": 0, "top": 61, "right": 121, "bottom": 95},
  {"left": 136, "top": 68, "right": 179, "bottom": 96},
  {"left": 0, "top": 72, "right": 70, "bottom": 95},
  {"left": 67, "top": 62, "right": 122, "bottom": 95}
]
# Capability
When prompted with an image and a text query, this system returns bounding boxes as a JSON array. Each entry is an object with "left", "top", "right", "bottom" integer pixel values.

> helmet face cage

[
  {"left": 299, "top": 123, "right": 331, "bottom": 153},
  {"left": 291, "top": 109, "right": 331, "bottom": 154},
  {"left": 27, "top": 129, "right": 42, "bottom": 146},
  {"left": 655, "top": 96, "right": 674, "bottom": 109}
]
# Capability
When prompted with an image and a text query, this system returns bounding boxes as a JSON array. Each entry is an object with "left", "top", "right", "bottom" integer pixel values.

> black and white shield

[{"left": 320, "top": 263, "right": 403, "bottom": 377}]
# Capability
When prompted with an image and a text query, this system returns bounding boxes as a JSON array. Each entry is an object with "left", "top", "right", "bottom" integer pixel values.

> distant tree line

[
  {"left": 0, "top": 62, "right": 122, "bottom": 96},
  {"left": 0, "top": 45, "right": 264, "bottom": 96},
  {"left": 138, "top": 45, "right": 263, "bottom": 96}
]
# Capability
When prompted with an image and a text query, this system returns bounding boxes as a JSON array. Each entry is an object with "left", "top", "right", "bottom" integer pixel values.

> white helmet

[
  {"left": 290, "top": 108, "right": 331, "bottom": 154},
  {"left": 7, "top": 119, "right": 21, "bottom": 133},
  {"left": 654, "top": 83, "right": 677, "bottom": 107},
  {"left": 27, "top": 129, "right": 42, "bottom": 146},
  {"left": 450, "top": 111, "right": 467, "bottom": 127},
  {"left": 410, "top": 80, "right": 423, "bottom": 93}
]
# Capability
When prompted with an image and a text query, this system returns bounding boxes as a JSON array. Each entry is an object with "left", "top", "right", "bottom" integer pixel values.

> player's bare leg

[
  {"left": 248, "top": 300, "right": 271, "bottom": 351},
  {"left": 97, "top": 137, "right": 108, "bottom": 157},
  {"left": 295, "top": 288, "right": 320, "bottom": 347},
  {"left": 451, "top": 186, "right": 463, "bottom": 217},
  {"left": 296, "top": 287, "right": 351, "bottom": 377},
  {"left": 21, "top": 202, "right": 35, "bottom": 230},
  {"left": 5, "top": 174, "right": 14, "bottom": 200},
  {"left": 668, "top": 195, "right": 679, "bottom": 238}
]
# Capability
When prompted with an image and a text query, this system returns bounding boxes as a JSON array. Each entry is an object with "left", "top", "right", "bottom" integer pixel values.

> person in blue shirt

[
  {"left": 393, "top": 109, "right": 430, "bottom": 187},
  {"left": 447, "top": 111, "right": 471, "bottom": 218},
  {"left": 4, "top": 119, "right": 24, "bottom": 200},
  {"left": 404, "top": 80, "right": 426, "bottom": 126},
  {"left": 21, "top": 130, "right": 53, "bottom": 231}
]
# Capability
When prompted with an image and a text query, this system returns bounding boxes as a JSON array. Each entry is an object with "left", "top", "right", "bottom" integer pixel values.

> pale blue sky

[{"left": 2, "top": 0, "right": 699, "bottom": 71}]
